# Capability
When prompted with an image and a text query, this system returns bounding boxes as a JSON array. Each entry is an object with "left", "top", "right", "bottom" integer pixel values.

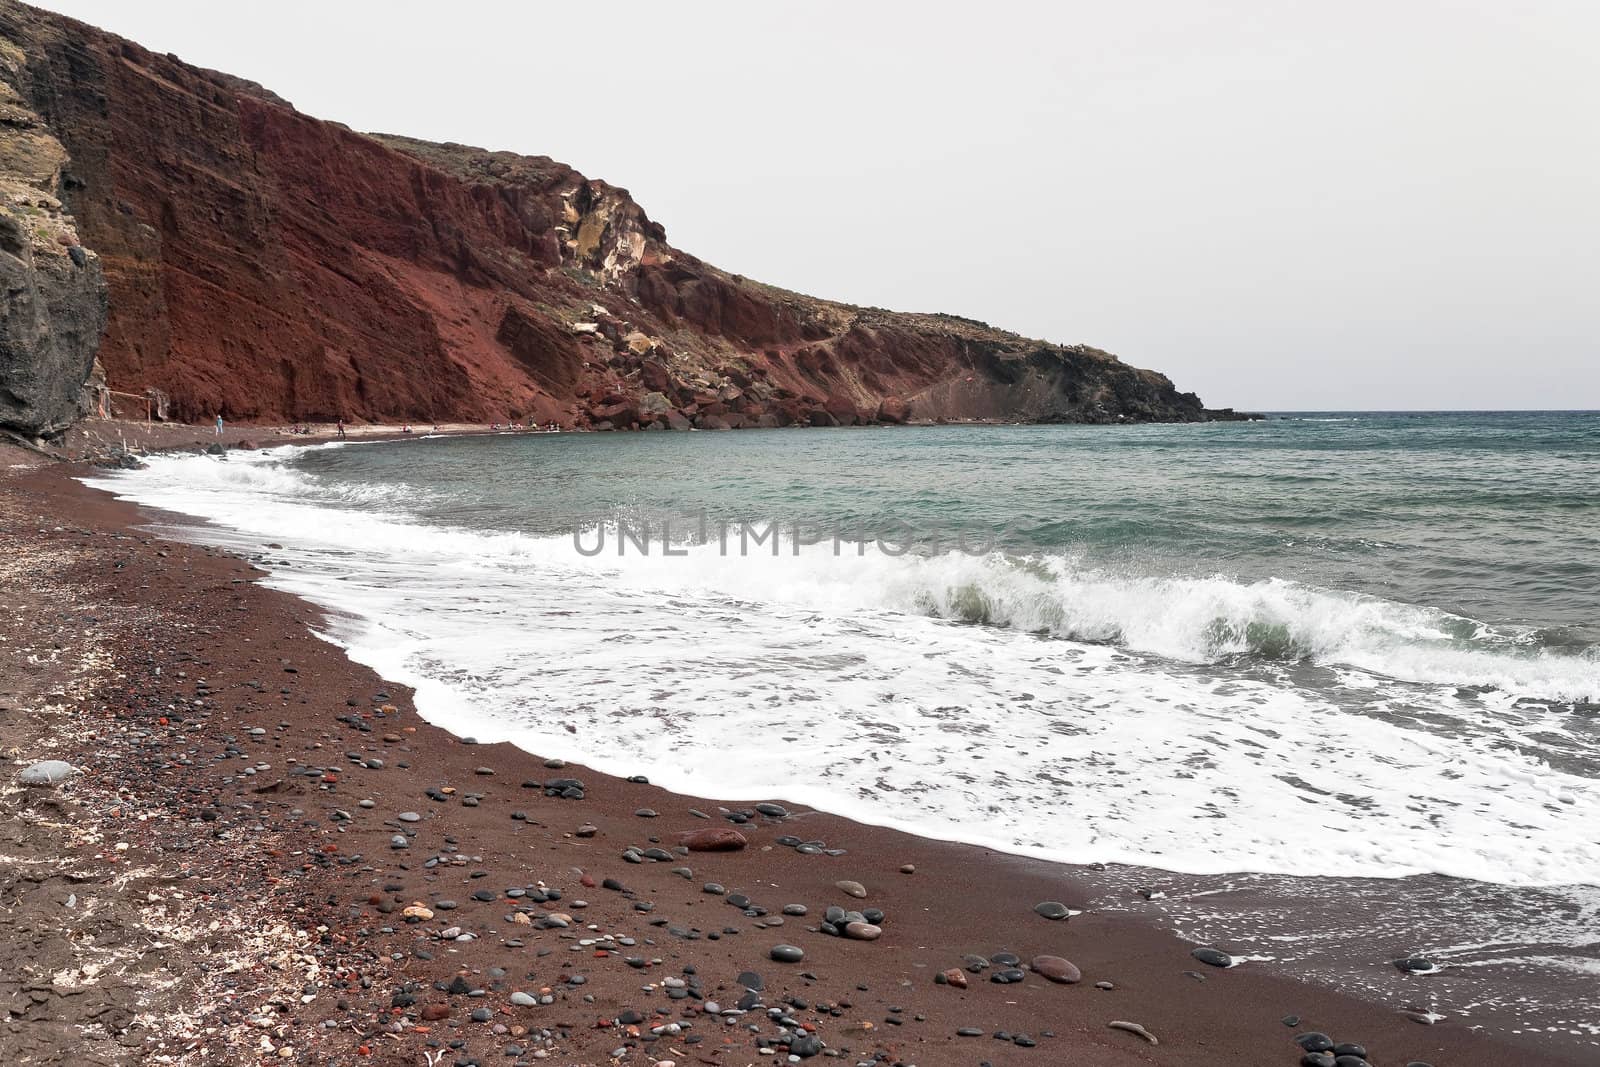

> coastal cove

[
  {"left": 2, "top": 3, "right": 1594, "bottom": 1065},
  {"left": 41, "top": 411, "right": 1600, "bottom": 1063}
]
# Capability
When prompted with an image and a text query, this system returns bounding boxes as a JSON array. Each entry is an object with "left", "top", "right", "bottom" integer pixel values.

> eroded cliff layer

[{"left": 0, "top": 0, "right": 1241, "bottom": 430}]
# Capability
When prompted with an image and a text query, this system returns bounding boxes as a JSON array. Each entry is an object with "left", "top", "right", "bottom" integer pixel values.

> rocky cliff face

[
  {"left": 0, "top": 1, "right": 1243, "bottom": 431},
  {"left": 0, "top": 25, "right": 105, "bottom": 437}
]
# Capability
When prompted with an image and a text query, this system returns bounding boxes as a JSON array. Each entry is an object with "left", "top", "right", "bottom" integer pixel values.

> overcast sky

[{"left": 37, "top": 0, "right": 1600, "bottom": 410}]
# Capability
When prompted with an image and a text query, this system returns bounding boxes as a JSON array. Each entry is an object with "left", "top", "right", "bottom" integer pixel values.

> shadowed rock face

[
  {"left": 0, "top": 0, "right": 1243, "bottom": 430},
  {"left": 0, "top": 23, "right": 105, "bottom": 437}
]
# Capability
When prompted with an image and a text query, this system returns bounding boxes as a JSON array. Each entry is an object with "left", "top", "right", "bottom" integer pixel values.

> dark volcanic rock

[{"left": 0, "top": 68, "right": 107, "bottom": 437}]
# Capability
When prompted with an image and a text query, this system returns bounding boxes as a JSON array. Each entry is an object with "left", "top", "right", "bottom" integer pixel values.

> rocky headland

[{"left": 0, "top": 0, "right": 1249, "bottom": 440}]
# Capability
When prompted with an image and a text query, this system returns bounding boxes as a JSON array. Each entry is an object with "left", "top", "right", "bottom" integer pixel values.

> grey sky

[{"left": 36, "top": 0, "right": 1600, "bottom": 410}]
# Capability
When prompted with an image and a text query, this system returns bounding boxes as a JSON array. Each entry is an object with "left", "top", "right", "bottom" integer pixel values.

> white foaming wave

[
  {"left": 562, "top": 528, "right": 1600, "bottom": 703},
  {"left": 81, "top": 454, "right": 1600, "bottom": 887},
  {"left": 99, "top": 444, "right": 434, "bottom": 513}
]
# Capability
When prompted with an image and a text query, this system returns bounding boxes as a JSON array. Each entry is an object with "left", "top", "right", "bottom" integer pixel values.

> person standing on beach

[
  {"left": 337, "top": 418, "right": 347, "bottom": 440},
  {"left": 214, "top": 413, "right": 223, "bottom": 436}
]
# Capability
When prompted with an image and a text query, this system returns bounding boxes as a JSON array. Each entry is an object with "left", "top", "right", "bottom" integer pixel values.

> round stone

[
  {"left": 1393, "top": 957, "right": 1440, "bottom": 974},
  {"left": 769, "top": 944, "right": 804, "bottom": 963},
  {"left": 1191, "top": 947, "right": 1234, "bottom": 968},
  {"left": 678, "top": 827, "right": 747, "bottom": 852},
  {"left": 843, "top": 922, "right": 882, "bottom": 941},
  {"left": 1031, "top": 955, "right": 1081, "bottom": 984},
  {"left": 835, "top": 880, "right": 868, "bottom": 899},
  {"left": 397, "top": 811, "right": 421, "bottom": 822},
  {"left": 1294, "top": 1033, "right": 1335, "bottom": 1053},
  {"left": 1033, "top": 901, "right": 1070, "bottom": 920}
]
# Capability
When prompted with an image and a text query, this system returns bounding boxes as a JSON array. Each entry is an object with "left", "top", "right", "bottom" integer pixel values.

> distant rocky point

[{"left": 0, "top": 0, "right": 1252, "bottom": 436}]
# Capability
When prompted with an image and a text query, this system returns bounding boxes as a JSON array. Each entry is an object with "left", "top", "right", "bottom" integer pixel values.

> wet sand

[{"left": 0, "top": 439, "right": 1581, "bottom": 1066}]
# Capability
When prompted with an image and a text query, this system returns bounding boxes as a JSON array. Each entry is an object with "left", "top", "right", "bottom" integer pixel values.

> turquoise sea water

[{"left": 296, "top": 410, "right": 1600, "bottom": 651}]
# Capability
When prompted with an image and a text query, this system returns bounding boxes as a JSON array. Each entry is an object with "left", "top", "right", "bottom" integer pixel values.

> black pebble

[{"left": 1295, "top": 1033, "right": 1335, "bottom": 1053}]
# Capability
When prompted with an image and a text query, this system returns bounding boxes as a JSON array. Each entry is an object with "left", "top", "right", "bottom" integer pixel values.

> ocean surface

[{"left": 89, "top": 412, "right": 1599, "bottom": 884}]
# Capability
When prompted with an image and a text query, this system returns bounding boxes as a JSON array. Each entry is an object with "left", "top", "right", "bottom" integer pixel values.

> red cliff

[{"left": 0, "top": 0, "right": 1244, "bottom": 432}]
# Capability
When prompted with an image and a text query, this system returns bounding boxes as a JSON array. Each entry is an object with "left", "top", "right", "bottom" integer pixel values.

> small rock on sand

[
  {"left": 1191, "top": 947, "right": 1234, "bottom": 968},
  {"left": 1031, "top": 955, "right": 1081, "bottom": 983},
  {"left": 18, "top": 760, "right": 76, "bottom": 786},
  {"left": 835, "top": 880, "right": 868, "bottom": 899},
  {"left": 677, "top": 827, "right": 747, "bottom": 852}
]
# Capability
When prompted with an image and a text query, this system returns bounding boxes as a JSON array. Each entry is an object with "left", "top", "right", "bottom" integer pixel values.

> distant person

[
  {"left": 337, "top": 418, "right": 347, "bottom": 440},
  {"left": 214, "top": 413, "right": 223, "bottom": 436}
]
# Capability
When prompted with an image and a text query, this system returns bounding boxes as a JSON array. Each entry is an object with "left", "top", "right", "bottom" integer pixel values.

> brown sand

[{"left": 0, "top": 444, "right": 1566, "bottom": 1066}]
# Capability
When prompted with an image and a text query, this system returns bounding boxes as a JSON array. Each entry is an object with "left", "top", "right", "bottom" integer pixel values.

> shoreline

[
  {"left": 15, "top": 412, "right": 1268, "bottom": 471},
  {"left": 0, "top": 444, "right": 1584, "bottom": 1065}
]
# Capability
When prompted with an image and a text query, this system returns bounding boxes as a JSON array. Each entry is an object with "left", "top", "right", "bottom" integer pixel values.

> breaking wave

[{"left": 92, "top": 448, "right": 1600, "bottom": 704}]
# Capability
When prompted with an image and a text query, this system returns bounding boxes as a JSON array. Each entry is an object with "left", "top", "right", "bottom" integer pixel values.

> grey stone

[{"left": 18, "top": 760, "right": 76, "bottom": 786}]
